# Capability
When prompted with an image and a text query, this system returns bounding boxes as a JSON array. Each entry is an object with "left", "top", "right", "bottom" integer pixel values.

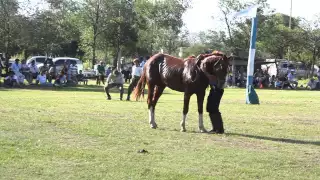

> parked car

[
  {"left": 82, "top": 69, "right": 96, "bottom": 79},
  {"left": 26, "top": 56, "right": 53, "bottom": 67},
  {"left": 37, "top": 57, "right": 83, "bottom": 77},
  {"left": 263, "top": 59, "right": 319, "bottom": 78},
  {"left": 52, "top": 57, "right": 83, "bottom": 73}
]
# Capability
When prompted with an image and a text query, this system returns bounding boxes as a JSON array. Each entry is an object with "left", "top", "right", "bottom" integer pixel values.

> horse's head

[{"left": 196, "top": 53, "right": 231, "bottom": 89}]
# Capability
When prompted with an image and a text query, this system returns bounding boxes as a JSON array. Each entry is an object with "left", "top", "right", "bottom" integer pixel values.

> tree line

[
  {"left": 0, "top": 0, "right": 190, "bottom": 69},
  {"left": 184, "top": 0, "right": 320, "bottom": 75}
]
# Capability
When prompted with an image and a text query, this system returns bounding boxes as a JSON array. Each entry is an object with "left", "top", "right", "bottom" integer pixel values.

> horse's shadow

[
  {"left": 156, "top": 128, "right": 320, "bottom": 146},
  {"left": 226, "top": 132, "right": 320, "bottom": 146}
]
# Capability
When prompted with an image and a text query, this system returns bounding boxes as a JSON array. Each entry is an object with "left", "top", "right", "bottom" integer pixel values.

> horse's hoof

[
  {"left": 180, "top": 128, "right": 186, "bottom": 132},
  {"left": 199, "top": 128, "right": 207, "bottom": 133},
  {"left": 150, "top": 124, "right": 157, "bottom": 129}
]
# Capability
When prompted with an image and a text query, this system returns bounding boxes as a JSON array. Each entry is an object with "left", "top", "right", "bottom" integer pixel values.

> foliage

[{"left": 0, "top": 0, "right": 189, "bottom": 69}]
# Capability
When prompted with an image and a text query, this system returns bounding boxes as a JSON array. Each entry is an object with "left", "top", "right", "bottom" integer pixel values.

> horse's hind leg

[
  {"left": 197, "top": 91, "right": 207, "bottom": 133},
  {"left": 181, "top": 93, "right": 191, "bottom": 132},
  {"left": 147, "top": 83, "right": 157, "bottom": 129},
  {"left": 148, "top": 85, "right": 165, "bottom": 129}
]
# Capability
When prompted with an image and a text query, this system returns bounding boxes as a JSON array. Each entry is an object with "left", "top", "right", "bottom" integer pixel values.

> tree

[
  {"left": 0, "top": 0, "right": 19, "bottom": 69},
  {"left": 299, "top": 17, "right": 320, "bottom": 76}
]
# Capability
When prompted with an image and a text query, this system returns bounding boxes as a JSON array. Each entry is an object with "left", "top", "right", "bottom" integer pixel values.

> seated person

[
  {"left": 48, "top": 64, "right": 57, "bottom": 83},
  {"left": 28, "top": 61, "right": 39, "bottom": 83},
  {"left": 279, "top": 76, "right": 293, "bottom": 89},
  {"left": 306, "top": 78, "right": 318, "bottom": 90},
  {"left": 269, "top": 75, "right": 276, "bottom": 87},
  {"left": 4, "top": 71, "right": 19, "bottom": 87},
  {"left": 21, "top": 59, "right": 32, "bottom": 84},
  {"left": 36, "top": 71, "right": 52, "bottom": 86},
  {"left": 77, "top": 70, "right": 88, "bottom": 85},
  {"left": 274, "top": 78, "right": 282, "bottom": 89},
  {"left": 287, "top": 71, "right": 298, "bottom": 88},
  {"left": 54, "top": 71, "right": 67, "bottom": 86},
  {"left": 104, "top": 70, "right": 124, "bottom": 100}
]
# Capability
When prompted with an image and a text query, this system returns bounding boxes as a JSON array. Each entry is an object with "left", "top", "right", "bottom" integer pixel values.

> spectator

[
  {"left": 36, "top": 71, "right": 52, "bottom": 86},
  {"left": 48, "top": 64, "right": 57, "bottom": 83},
  {"left": 317, "top": 69, "right": 320, "bottom": 81},
  {"left": 77, "top": 70, "right": 88, "bottom": 85},
  {"left": 104, "top": 69, "right": 124, "bottom": 100},
  {"left": 54, "top": 71, "right": 67, "bottom": 87},
  {"left": 306, "top": 78, "right": 318, "bottom": 90},
  {"left": 10, "top": 59, "right": 21, "bottom": 74},
  {"left": 279, "top": 75, "right": 293, "bottom": 89},
  {"left": 140, "top": 56, "right": 146, "bottom": 70},
  {"left": 21, "top": 59, "right": 32, "bottom": 84},
  {"left": 269, "top": 75, "right": 276, "bottom": 88},
  {"left": 287, "top": 70, "right": 298, "bottom": 88},
  {"left": 4, "top": 70, "right": 19, "bottom": 87},
  {"left": 275, "top": 77, "right": 282, "bottom": 89},
  {"left": 106, "top": 66, "right": 112, "bottom": 78},
  {"left": 28, "top": 61, "right": 39, "bottom": 83},
  {"left": 10, "top": 59, "right": 25, "bottom": 85},
  {"left": 97, "top": 61, "right": 105, "bottom": 85},
  {"left": 121, "top": 67, "right": 131, "bottom": 83},
  {"left": 126, "top": 58, "right": 142, "bottom": 101}
]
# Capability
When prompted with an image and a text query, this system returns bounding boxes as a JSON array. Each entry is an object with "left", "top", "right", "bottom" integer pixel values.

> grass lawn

[{"left": 0, "top": 83, "right": 319, "bottom": 180}]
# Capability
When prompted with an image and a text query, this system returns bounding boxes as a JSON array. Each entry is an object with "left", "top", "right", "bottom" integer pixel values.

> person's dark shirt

[{"left": 279, "top": 76, "right": 287, "bottom": 81}]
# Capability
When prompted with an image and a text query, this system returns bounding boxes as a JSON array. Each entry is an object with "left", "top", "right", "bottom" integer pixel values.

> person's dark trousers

[
  {"left": 104, "top": 83, "right": 124, "bottom": 100},
  {"left": 100, "top": 75, "right": 105, "bottom": 85},
  {"left": 206, "top": 86, "right": 225, "bottom": 134},
  {"left": 96, "top": 75, "right": 100, "bottom": 85},
  {"left": 126, "top": 75, "right": 140, "bottom": 100}
]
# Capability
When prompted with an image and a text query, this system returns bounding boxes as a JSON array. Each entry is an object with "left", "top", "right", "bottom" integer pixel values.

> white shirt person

[{"left": 126, "top": 58, "right": 143, "bottom": 101}]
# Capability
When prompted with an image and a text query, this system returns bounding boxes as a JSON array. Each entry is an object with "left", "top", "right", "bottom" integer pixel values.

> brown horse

[{"left": 133, "top": 52, "right": 230, "bottom": 132}]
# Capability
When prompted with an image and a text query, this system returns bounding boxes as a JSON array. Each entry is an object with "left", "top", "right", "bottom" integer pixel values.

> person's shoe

[
  {"left": 209, "top": 113, "right": 225, "bottom": 134},
  {"left": 107, "top": 96, "right": 111, "bottom": 100}
]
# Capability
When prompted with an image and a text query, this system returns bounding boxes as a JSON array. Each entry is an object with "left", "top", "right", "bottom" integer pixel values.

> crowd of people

[
  {"left": 227, "top": 67, "right": 320, "bottom": 90},
  {"left": 0, "top": 58, "right": 88, "bottom": 88},
  {"left": 2, "top": 53, "right": 320, "bottom": 92}
]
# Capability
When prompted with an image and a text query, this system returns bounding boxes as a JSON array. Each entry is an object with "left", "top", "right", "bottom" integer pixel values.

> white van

[
  {"left": 52, "top": 57, "right": 83, "bottom": 74},
  {"left": 263, "top": 59, "right": 319, "bottom": 78},
  {"left": 26, "top": 56, "right": 53, "bottom": 67}
]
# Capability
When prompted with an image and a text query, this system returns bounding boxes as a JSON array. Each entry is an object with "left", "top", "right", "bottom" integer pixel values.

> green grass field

[{"left": 0, "top": 83, "right": 319, "bottom": 180}]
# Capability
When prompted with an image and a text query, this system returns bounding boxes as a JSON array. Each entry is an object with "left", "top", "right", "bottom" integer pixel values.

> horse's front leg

[
  {"left": 148, "top": 84, "right": 157, "bottom": 129},
  {"left": 197, "top": 91, "right": 207, "bottom": 133},
  {"left": 181, "top": 93, "right": 191, "bottom": 132}
]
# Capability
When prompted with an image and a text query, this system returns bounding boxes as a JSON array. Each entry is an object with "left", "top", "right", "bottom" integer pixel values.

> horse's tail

[{"left": 133, "top": 68, "right": 147, "bottom": 101}]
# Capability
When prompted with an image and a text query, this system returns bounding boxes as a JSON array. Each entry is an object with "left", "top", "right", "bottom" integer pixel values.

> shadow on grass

[
  {"left": 0, "top": 85, "right": 173, "bottom": 94},
  {"left": 227, "top": 132, "right": 320, "bottom": 146}
]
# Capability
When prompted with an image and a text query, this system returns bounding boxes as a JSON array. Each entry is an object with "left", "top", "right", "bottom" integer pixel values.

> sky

[
  {"left": 183, "top": 0, "right": 320, "bottom": 33},
  {"left": 23, "top": 0, "right": 320, "bottom": 33}
]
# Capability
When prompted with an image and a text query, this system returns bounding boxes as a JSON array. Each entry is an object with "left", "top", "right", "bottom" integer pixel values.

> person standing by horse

[
  {"left": 203, "top": 51, "right": 227, "bottom": 134},
  {"left": 126, "top": 58, "right": 142, "bottom": 101}
]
